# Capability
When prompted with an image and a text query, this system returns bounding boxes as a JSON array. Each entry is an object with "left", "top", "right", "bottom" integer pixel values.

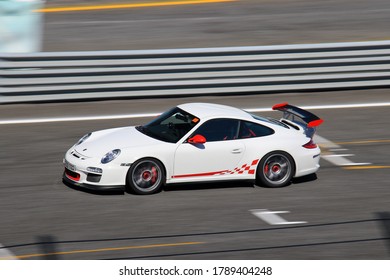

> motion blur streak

[
  {"left": 343, "top": 166, "right": 390, "bottom": 170},
  {"left": 35, "top": 0, "right": 236, "bottom": 13},
  {"left": 6, "top": 242, "right": 205, "bottom": 260},
  {"left": 1, "top": 102, "right": 390, "bottom": 125},
  {"left": 0, "top": 113, "right": 160, "bottom": 125},
  {"left": 335, "top": 140, "right": 390, "bottom": 145}
]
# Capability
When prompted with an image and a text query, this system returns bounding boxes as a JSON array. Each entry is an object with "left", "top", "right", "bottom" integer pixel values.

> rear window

[
  {"left": 251, "top": 114, "right": 290, "bottom": 129},
  {"left": 238, "top": 121, "right": 274, "bottom": 139}
]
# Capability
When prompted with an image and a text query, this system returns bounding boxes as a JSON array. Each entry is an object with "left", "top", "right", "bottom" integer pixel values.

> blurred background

[
  {"left": 43, "top": 0, "right": 390, "bottom": 51},
  {"left": 2, "top": 0, "right": 390, "bottom": 52},
  {"left": 1, "top": 0, "right": 390, "bottom": 260}
]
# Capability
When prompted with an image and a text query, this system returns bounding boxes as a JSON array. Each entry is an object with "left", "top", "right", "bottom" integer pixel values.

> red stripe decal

[
  {"left": 172, "top": 170, "right": 229, "bottom": 179},
  {"left": 172, "top": 158, "right": 260, "bottom": 179}
]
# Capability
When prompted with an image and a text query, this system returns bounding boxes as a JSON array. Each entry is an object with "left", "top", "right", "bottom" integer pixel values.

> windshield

[{"left": 136, "top": 107, "right": 200, "bottom": 143}]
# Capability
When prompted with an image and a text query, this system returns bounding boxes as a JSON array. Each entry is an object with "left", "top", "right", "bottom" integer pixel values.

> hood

[{"left": 74, "top": 126, "right": 160, "bottom": 158}]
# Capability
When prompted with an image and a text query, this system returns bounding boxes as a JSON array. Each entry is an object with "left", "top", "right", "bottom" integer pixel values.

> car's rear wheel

[
  {"left": 256, "top": 151, "right": 295, "bottom": 188},
  {"left": 126, "top": 158, "right": 165, "bottom": 195}
]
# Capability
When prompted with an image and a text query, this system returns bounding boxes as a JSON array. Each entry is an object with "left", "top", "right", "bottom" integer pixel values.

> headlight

[
  {"left": 101, "top": 149, "right": 121, "bottom": 164},
  {"left": 76, "top": 133, "right": 91, "bottom": 146}
]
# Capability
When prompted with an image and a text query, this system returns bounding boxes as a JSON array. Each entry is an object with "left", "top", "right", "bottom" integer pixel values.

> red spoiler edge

[{"left": 272, "top": 103, "right": 324, "bottom": 128}]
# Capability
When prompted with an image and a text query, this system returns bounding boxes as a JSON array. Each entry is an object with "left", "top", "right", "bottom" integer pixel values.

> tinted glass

[
  {"left": 192, "top": 118, "right": 240, "bottom": 142},
  {"left": 238, "top": 121, "right": 274, "bottom": 139},
  {"left": 137, "top": 107, "right": 200, "bottom": 143}
]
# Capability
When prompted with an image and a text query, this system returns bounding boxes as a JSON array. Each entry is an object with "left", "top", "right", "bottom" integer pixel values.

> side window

[
  {"left": 192, "top": 118, "right": 240, "bottom": 142},
  {"left": 238, "top": 121, "right": 274, "bottom": 139}
]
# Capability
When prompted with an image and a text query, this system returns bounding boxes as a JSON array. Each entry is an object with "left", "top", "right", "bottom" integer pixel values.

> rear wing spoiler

[{"left": 272, "top": 103, "right": 324, "bottom": 128}]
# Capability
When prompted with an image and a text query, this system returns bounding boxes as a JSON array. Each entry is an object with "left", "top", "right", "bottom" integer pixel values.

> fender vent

[
  {"left": 281, "top": 120, "right": 300, "bottom": 130},
  {"left": 71, "top": 150, "right": 86, "bottom": 160}
]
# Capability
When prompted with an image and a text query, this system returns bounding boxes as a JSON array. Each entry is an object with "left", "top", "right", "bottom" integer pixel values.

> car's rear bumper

[
  {"left": 293, "top": 146, "right": 321, "bottom": 178},
  {"left": 63, "top": 172, "right": 125, "bottom": 192}
]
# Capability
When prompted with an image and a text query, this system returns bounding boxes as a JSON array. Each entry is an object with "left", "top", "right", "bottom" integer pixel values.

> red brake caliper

[
  {"left": 151, "top": 166, "right": 157, "bottom": 184},
  {"left": 264, "top": 164, "right": 269, "bottom": 174}
]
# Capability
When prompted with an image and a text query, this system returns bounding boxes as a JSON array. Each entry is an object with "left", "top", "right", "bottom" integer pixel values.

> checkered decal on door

[
  {"left": 221, "top": 159, "right": 259, "bottom": 175},
  {"left": 172, "top": 159, "right": 260, "bottom": 178}
]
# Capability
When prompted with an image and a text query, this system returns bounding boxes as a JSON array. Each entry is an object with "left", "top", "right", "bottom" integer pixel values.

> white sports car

[{"left": 63, "top": 103, "right": 323, "bottom": 194}]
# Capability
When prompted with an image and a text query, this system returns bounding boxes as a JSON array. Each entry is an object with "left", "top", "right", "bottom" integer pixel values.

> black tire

[
  {"left": 126, "top": 158, "right": 165, "bottom": 195},
  {"left": 256, "top": 151, "right": 295, "bottom": 188}
]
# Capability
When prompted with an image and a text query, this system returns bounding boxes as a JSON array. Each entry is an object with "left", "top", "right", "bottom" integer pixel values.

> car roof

[{"left": 178, "top": 103, "right": 252, "bottom": 120}]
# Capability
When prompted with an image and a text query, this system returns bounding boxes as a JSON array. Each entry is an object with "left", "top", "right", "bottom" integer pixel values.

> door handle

[{"left": 231, "top": 148, "right": 243, "bottom": 154}]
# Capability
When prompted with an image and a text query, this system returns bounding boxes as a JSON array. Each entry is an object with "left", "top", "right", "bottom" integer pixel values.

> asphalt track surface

[
  {"left": 1, "top": 89, "right": 390, "bottom": 260},
  {"left": 2, "top": 0, "right": 390, "bottom": 261},
  {"left": 42, "top": 0, "right": 390, "bottom": 51}
]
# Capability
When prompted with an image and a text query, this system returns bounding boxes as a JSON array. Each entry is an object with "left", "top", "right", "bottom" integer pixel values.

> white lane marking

[
  {"left": 314, "top": 134, "right": 341, "bottom": 149},
  {"left": 0, "top": 113, "right": 160, "bottom": 125},
  {"left": 329, "top": 148, "right": 348, "bottom": 152},
  {"left": 337, "top": 162, "right": 372, "bottom": 166},
  {"left": 323, "top": 154, "right": 355, "bottom": 157},
  {"left": 315, "top": 135, "right": 372, "bottom": 166},
  {"left": 1, "top": 101, "right": 390, "bottom": 125},
  {"left": 321, "top": 156, "right": 371, "bottom": 166},
  {"left": 0, "top": 243, "right": 17, "bottom": 260},
  {"left": 250, "top": 209, "right": 307, "bottom": 225}
]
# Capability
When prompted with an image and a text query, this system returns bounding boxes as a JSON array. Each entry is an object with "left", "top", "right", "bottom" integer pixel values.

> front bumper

[
  {"left": 63, "top": 172, "right": 125, "bottom": 191},
  {"left": 63, "top": 147, "right": 128, "bottom": 191}
]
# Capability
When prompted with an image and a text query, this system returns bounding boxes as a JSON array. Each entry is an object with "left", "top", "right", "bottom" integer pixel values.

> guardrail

[{"left": 1, "top": 40, "right": 390, "bottom": 103}]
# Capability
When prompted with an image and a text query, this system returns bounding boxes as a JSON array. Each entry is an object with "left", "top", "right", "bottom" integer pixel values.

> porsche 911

[{"left": 63, "top": 103, "right": 323, "bottom": 194}]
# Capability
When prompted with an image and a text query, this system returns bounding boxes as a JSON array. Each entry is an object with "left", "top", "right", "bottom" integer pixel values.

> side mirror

[{"left": 188, "top": 134, "right": 206, "bottom": 144}]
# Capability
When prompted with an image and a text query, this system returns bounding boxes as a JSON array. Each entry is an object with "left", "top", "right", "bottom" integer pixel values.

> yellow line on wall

[
  {"left": 343, "top": 165, "right": 390, "bottom": 170},
  {"left": 335, "top": 139, "right": 390, "bottom": 145},
  {"left": 35, "top": 0, "right": 236, "bottom": 13},
  {"left": 1, "top": 241, "right": 205, "bottom": 260}
]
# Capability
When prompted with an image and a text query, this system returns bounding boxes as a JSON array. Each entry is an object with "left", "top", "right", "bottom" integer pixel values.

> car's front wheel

[
  {"left": 256, "top": 151, "right": 295, "bottom": 188},
  {"left": 126, "top": 158, "right": 165, "bottom": 195}
]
